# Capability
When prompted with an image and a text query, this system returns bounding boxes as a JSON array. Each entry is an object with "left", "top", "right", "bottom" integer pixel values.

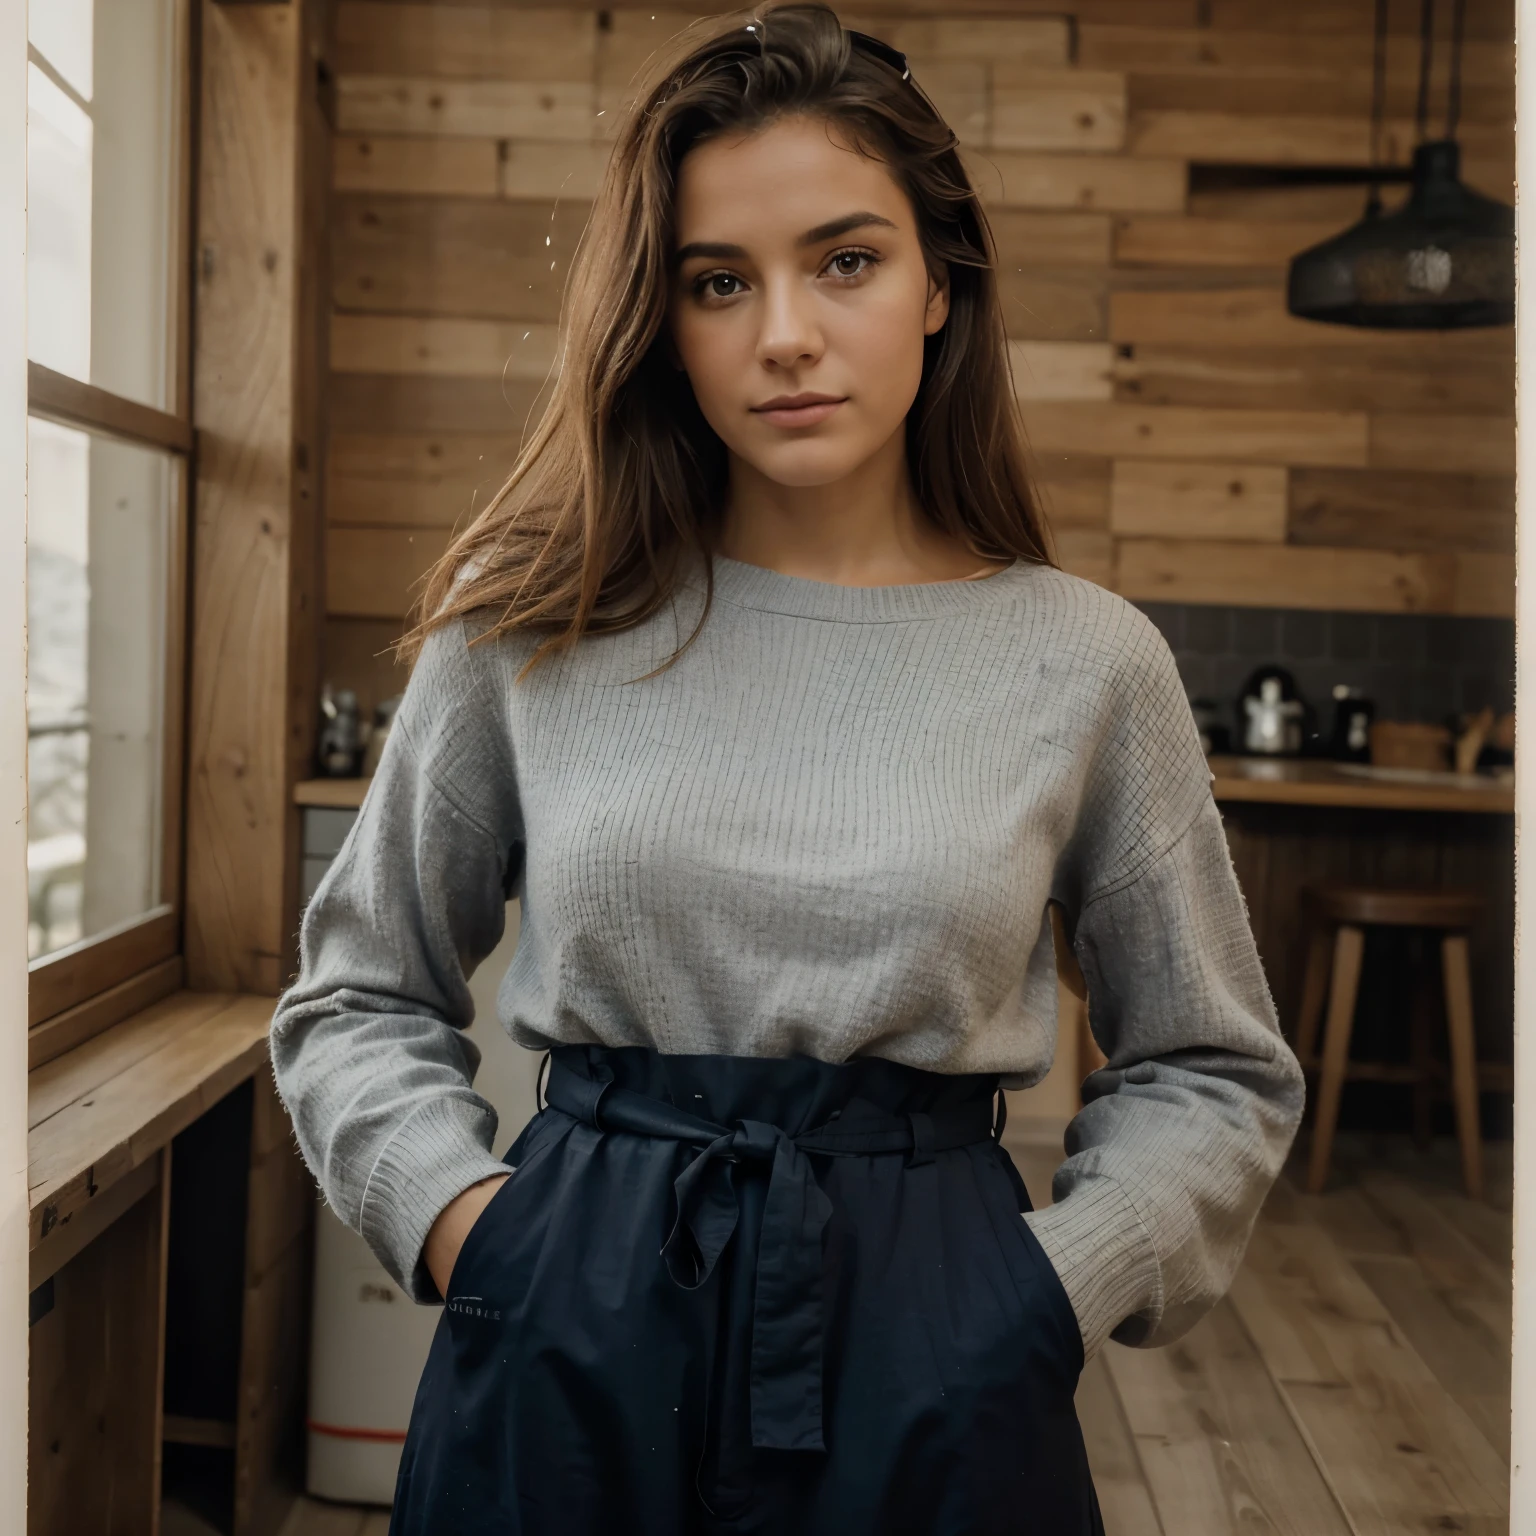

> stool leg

[
  {"left": 1307, "top": 924, "right": 1365, "bottom": 1196},
  {"left": 1441, "top": 933, "right": 1485, "bottom": 1201},
  {"left": 1409, "top": 932, "right": 1434, "bottom": 1151},
  {"left": 1295, "top": 922, "right": 1333, "bottom": 1066}
]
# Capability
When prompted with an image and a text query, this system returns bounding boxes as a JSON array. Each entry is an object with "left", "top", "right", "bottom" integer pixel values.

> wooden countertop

[
  {"left": 28, "top": 991, "right": 273, "bottom": 1272},
  {"left": 1206, "top": 755, "right": 1514, "bottom": 814},
  {"left": 298, "top": 759, "right": 1516, "bottom": 817},
  {"left": 295, "top": 777, "right": 371, "bottom": 809}
]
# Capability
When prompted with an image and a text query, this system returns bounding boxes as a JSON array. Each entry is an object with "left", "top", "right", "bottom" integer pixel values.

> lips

[{"left": 751, "top": 393, "right": 847, "bottom": 428}]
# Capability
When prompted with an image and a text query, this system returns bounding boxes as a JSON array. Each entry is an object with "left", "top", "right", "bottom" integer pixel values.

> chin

[{"left": 739, "top": 440, "right": 877, "bottom": 489}]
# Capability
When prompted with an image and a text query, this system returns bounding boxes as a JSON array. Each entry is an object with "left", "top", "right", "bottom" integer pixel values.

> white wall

[{"left": 1, "top": 0, "right": 31, "bottom": 1523}]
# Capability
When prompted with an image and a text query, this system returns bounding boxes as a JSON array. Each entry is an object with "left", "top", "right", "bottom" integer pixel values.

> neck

[{"left": 714, "top": 428, "right": 992, "bottom": 585}]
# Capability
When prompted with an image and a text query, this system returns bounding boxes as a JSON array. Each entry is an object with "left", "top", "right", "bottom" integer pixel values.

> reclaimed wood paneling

[
  {"left": 1370, "top": 414, "right": 1515, "bottom": 477},
  {"left": 997, "top": 269, "right": 1107, "bottom": 342},
  {"left": 1035, "top": 454, "right": 1112, "bottom": 531},
  {"left": 330, "top": 431, "right": 517, "bottom": 490},
  {"left": 1053, "top": 528, "right": 1114, "bottom": 587},
  {"left": 1114, "top": 215, "right": 1341, "bottom": 267},
  {"left": 1189, "top": 178, "right": 1411, "bottom": 222},
  {"left": 900, "top": 61, "right": 988, "bottom": 145},
  {"left": 335, "top": 2, "right": 596, "bottom": 79},
  {"left": 189, "top": 0, "right": 325, "bottom": 995},
  {"left": 324, "top": 617, "right": 413, "bottom": 719},
  {"left": 1081, "top": 23, "right": 1513, "bottom": 80},
  {"left": 593, "top": 8, "right": 734, "bottom": 98},
  {"left": 1009, "top": 341, "right": 1115, "bottom": 402},
  {"left": 1455, "top": 553, "right": 1517, "bottom": 619},
  {"left": 1111, "top": 459, "right": 1287, "bottom": 541},
  {"left": 501, "top": 138, "right": 610, "bottom": 200},
  {"left": 329, "top": 371, "right": 551, "bottom": 434},
  {"left": 321, "top": 1, "right": 1515, "bottom": 625},
  {"left": 1210, "top": 0, "right": 1511, "bottom": 42},
  {"left": 849, "top": 14, "right": 1071, "bottom": 67},
  {"left": 336, "top": 77, "right": 597, "bottom": 139},
  {"left": 1113, "top": 342, "right": 1515, "bottom": 416},
  {"left": 1118, "top": 538, "right": 1513, "bottom": 617},
  {"left": 990, "top": 68, "right": 1127, "bottom": 153},
  {"left": 964, "top": 149, "right": 1187, "bottom": 212},
  {"left": 1128, "top": 111, "right": 1511, "bottom": 174},
  {"left": 1025, "top": 401, "right": 1369, "bottom": 466},
  {"left": 328, "top": 526, "right": 454, "bottom": 618},
  {"left": 331, "top": 313, "right": 559, "bottom": 379},
  {"left": 1112, "top": 286, "right": 1513, "bottom": 351},
  {"left": 332, "top": 195, "right": 591, "bottom": 320},
  {"left": 328, "top": 432, "right": 516, "bottom": 526},
  {"left": 333, "top": 134, "right": 498, "bottom": 197},
  {"left": 1289, "top": 469, "right": 1515, "bottom": 556},
  {"left": 1125, "top": 68, "right": 1513, "bottom": 125},
  {"left": 987, "top": 208, "right": 1113, "bottom": 266}
]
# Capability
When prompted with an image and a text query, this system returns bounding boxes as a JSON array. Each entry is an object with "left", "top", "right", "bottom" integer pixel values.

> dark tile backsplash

[{"left": 1133, "top": 602, "right": 1515, "bottom": 735}]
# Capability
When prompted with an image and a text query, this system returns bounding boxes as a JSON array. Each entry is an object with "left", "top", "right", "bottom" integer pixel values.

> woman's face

[{"left": 667, "top": 114, "right": 949, "bottom": 490}]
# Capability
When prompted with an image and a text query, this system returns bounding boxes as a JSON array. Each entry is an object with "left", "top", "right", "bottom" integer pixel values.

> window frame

[{"left": 25, "top": 0, "right": 195, "bottom": 1055}]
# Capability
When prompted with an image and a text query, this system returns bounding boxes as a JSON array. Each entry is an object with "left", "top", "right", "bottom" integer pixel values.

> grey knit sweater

[{"left": 270, "top": 553, "right": 1304, "bottom": 1362}]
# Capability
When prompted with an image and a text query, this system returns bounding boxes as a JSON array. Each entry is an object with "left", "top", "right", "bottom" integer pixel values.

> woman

[{"left": 271, "top": 7, "right": 1304, "bottom": 1532}]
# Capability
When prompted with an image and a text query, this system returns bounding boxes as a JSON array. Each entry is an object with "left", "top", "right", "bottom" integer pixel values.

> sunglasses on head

[{"left": 737, "top": 21, "right": 912, "bottom": 83}]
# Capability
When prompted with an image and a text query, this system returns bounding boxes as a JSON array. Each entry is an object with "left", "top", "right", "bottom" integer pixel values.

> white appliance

[{"left": 302, "top": 817, "right": 541, "bottom": 1504}]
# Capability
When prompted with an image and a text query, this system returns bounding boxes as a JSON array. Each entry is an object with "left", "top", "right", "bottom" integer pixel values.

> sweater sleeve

[
  {"left": 269, "top": 616, "right": 524, "bottom": 1304},
  {"left": 1027, "top": 610, "right": 1305, "bottom": 1361}
]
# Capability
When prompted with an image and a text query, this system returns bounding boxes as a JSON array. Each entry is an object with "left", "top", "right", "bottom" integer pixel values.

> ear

[{"left": 923, "top": 268, "right": 950, "bottom": 336}]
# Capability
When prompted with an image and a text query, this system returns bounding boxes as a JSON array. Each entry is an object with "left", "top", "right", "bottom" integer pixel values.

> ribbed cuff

[
  {"left": 358, "top": 1093, "right": 511, "bottom": 1305},
  {"left": 1024, "top": 1176, "right": 1163, "bottom": 1361}
]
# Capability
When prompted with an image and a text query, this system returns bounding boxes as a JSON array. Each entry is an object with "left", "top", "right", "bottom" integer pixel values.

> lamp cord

[
  {"left": 1414, "top": 0, "right": 1435, "bottom": 145},
  {"left": 1367, "top": 0, "right": 1389, "bottom": 213},
  {"left": 1445, "top": 0, "right": 1465, "bottom": 141}
]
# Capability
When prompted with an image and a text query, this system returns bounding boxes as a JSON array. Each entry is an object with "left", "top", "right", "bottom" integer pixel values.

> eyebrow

[{"left": 673, "top": 211, "right": 899, "bottom": 267}]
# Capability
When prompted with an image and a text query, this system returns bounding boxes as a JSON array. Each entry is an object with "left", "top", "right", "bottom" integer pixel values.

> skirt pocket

[
  {"left": 444, "top": 1107, "right": 569, "bottom": 1305},
  {"left": 974, "top": 1145, "right": 1085, "bottom": 1392},
  {"left": 1015, "top": 1206, "right": 1085, "bottom": 1378}
]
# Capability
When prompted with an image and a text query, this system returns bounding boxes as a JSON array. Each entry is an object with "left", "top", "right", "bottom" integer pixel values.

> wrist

[{"left": 425, "top": 1172, "right": 511, "bottom": 1300}]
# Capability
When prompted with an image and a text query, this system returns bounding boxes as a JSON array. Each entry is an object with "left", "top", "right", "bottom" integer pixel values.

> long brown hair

[{"left": 400, "top": 2, "right": 1055, "bottom": 678}]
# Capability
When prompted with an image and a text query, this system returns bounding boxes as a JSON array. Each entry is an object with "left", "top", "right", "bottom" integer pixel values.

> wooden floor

[
  {"left": 1016, "top": 1130, "right": 1512, "bottom": 1536},
  {"left": 248, "top": 1130, "right": 1512, "bottom": 1536}
]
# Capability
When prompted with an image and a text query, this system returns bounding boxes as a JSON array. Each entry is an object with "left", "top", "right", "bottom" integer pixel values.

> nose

[{"left": 755, "top": 273, "right": 823, "bottom": 371}]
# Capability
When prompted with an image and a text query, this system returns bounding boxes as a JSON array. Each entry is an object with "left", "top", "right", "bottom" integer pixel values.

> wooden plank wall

[
  {"left": 189, "top": 0, "right": 331, "bottom": 991},
  {"left": 324, "top": 0, "right": 1515, "bottom": 700}
]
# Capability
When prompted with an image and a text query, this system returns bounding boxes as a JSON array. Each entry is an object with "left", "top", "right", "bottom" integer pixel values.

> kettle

[{"left": 1239, "top": 666, "right": 1305, "bottom": 756}]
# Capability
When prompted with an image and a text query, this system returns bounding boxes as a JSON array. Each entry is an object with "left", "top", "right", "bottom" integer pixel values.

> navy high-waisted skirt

[{"left": 389, "top": 1044, "right": 1102, "bottom": 1535}]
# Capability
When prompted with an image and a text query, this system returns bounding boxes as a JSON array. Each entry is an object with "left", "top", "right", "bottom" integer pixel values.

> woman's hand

[{"left": 424, "top": 1173, "right": 511, "bottom": 1300}]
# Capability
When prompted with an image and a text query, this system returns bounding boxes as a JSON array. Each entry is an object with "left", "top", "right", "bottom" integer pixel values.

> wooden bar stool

[{"left": 1295, "top": 884, "right": 1485, "bottom": 1198}]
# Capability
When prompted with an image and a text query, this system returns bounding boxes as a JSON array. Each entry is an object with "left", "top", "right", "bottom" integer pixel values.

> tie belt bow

[{"left": 543, "top": 1052, "right": 1001, "bottom": 1452}]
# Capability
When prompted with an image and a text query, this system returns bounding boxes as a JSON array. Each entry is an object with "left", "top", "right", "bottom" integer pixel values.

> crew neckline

[{"left": 695, "top": 552, "right": 1032, "bottom": 623}]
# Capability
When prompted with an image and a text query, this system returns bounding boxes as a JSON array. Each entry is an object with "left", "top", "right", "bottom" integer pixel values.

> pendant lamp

[{"left": 1286, "top": 0, "right": 1513, "bottom": 330}]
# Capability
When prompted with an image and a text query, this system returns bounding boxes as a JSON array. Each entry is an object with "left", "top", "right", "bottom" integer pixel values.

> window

[
  {"left": 26, "top": 0, "right": 192, "bottom": 1036},
  {"left": 28, "top": 0, "right": 183, "bottom": 411}
]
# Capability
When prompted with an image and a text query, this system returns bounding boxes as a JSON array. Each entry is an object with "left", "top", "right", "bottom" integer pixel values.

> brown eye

[
  {"left": 703, "top": 272, "right": 742, "bottom": 298},
  {"left": 826, "top": 249, "right": 878, "bottom": 280}
]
